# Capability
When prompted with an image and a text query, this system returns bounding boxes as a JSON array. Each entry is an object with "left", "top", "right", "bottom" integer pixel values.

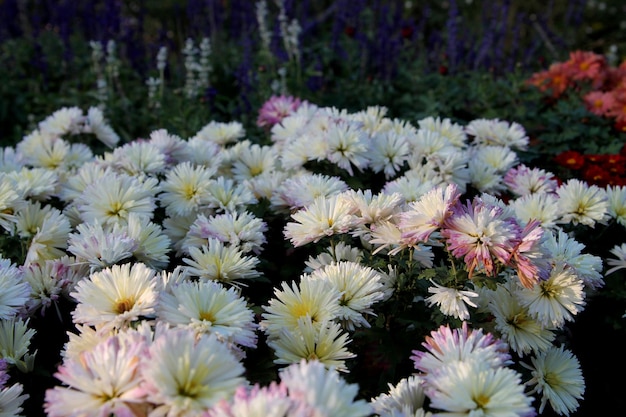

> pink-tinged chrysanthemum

[
  {"left": 503, "top": 164, "right": 558, "bottom": 197},
  {"left": 398, "top": 183, "right": 461, "bottom": 244},
  {"left": 425, "top": 359, "right": 535, "bottom": 417},
  {"left": 507, "top": 219, "right": 549, "bottom": 289},
  {"left": 257, "top": 95, "right": 303, "bottom": 128},
  {"left": 279, "top": 359, "right": 373, "bottom": 417},
  {"left": 71, "top": 263, "right": 158, "bottom": 331},
  {"left": 44, "top": 335, "right": 148, "bottom": 417},
  {"left": 284, "top": 195, "right": 357, "bottom": 247},
  {"left": 441, "top": 198, "right": 518, "bottom": 278},
  {"left": 206, "top": 382, "right": 294, "bottom": 417},
  {"left": 425, "top": 280, "right": 478, "bottom": 321},
  {"left": 410, "top": 322, "right": 511, "bottom": 376},
  {"left": 522, "top": 346, "right": 585, "bottom": 416},
  {"left": 141, "top": 328, "right": 245, "bottom": 415}
]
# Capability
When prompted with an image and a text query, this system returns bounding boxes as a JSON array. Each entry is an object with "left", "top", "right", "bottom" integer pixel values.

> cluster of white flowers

[{"left": 2, "top": 100, "right": 623, "bottom": 416}]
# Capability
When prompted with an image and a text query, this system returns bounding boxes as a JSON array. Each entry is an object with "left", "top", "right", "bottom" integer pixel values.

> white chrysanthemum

[
  {"left": 407, "top": 130, "right": 456, "bottom": 165},
  {"left": 148, "top": 128, "right": 188, "bottom": 166},
  {"left": 279, "top": 359, "right": 372, "bottom": 417},
  {"left": 38, "top": 106, "right": 84, "bottom": 137},
  {"left": 270, "top": 172, "right": 349, "bottom": 212},
  {"left": 110, "top": 140, "right": 167, "bottom": 176},
  {"left": 142, "top": 328, "right": 245, "bottom": 414},
  {"left": 0, "top": 318, "right": 36, "bottom": 372},
  {"left": 368, "top": 130, "right": 410, "bottom": 179},
  {"left": 157, "top": 280, "right": 257, "bottom": 349},
  {"left": 0, "top": 383, "right": 28, "bottom": 417},
  {"left": 325, "top": 122, "right": 370, "bottom": 175},
  {"left": 367, "top": 219, "right": 435, "bottom": 265},
  {"left": 24, "top": 208, "right": 72, "bottom": 265},
  {"left": 8, "top": 167, "right": 58, "bottom": 200},
  {"left": 606, "top": 184, "right": 626, "bottom": 226},
  {"left": 261, "top": 277, "right": 342, "bottom": 337},
  {"left": 516, "top": 263, "right": 585, "bottom": 329},
  {"left": 606, "top": 243, "right": 626, "bottom": 275},
  {"left": 76, "top": 172, "right": 157, "bottom": 226},
  {"left": 205, "top": 176, "right": 257, "bottom": 213},
  {"left": 417, "top": 151, "right": 470, "bottom": 192},
  {"left": 44, "top": 335, "right": 148, "bottom": 417},
  {"left": 522, "top": 346, "right": 585, "bottom": 416},
  {"left": 159, "top": 161, "right": 217, "bottom": 217},
  {"left": 417, "top": 116, "right": 467, "bottom": 147},
  {"left": 486, "top": 281, "right": 556, "bottom": 356},
  {"left": 425, "top": 359, "right": 534, "bottom": 416},
  {"left": 284, "top": 195, "right": 357, "bottom": 247},
  {"left": 125, "top": 214, "right": 171, "bottom": 270},
  {"left": 425, "top": 280, "right": 478, "bottom": 321},
  {"left": 183, "top": 211, "right": 267, "bottom": 255},
  {"left": 304, "top": 242, "right": 363, "bottom": 272},
  {"left": 0, "top": 173, "right": 24, "bottom": 233},
  {"left": 244, "top": 170, "right": 289, "bottom": 201},
  {"left": 556, "top": 179, "right": 609, "bottom": 227},
  {"left": 309, "top": 262, "right": 385, "bottom": 330},
  {"left": 183, "top": 136, "right": 225, "bottom": 168},
  {"left": 71, "top": 263, "right": 158, "bottom": 331},
  {"left": 342, "top": 189, "right": 404, "bottom": 227},
  {"left": 279, "top": 133, "right": 322, "bottom": 171},
  {"left": 0, "top": 146, "right": 24, "bottom": 172},
  {"left": 510, "top": 192, "right": 559, "bottom": 229},
  {"left": 468, "top": 160, "right": 506, "bottom": 194},
  {"left": 465, "top": 118, "right": 529, "bottom": 150},
  {"left": 371, "top": 375, "right": 429, "bottom": 417},
  {"left": 21, "top": 136, "right": 70, "bottom": 170},
  {"left": 162, "top": 212, "right": 201, "bottom": 256},
  {"left": 542, "top": 229, "right": 604, "bottom": 289},
  {"left": 64, "top": 143, "right": 94, "bottom": 172},
  {"left": 269, "top": 316, "right": 355, "bottom": 371},
  {"left": 183, "top": 238, "right": 260, "bottom": 285},
  {"left": 382, "top": 174, "right": 439, "bottom": 204},
  {"left": 57, "top": 162, "right": 112, "bottom": 203},
  {"left": 231, "top": 143, "right": 277, "bottom": 182},
  {"left": 472, "top": 145, "right": 518, "bottom": 173},
  {"left": 83, "top": 106, "right": 120, "bottom": 148},
  {"left": 0, "top": 259, "right": 30, "bottom": 320},
  {"left": 67, "top": 220, "right": 137, "bottom": 272},
  {"left": 194, "top": 120, "right": 245, "bottom": 145}
]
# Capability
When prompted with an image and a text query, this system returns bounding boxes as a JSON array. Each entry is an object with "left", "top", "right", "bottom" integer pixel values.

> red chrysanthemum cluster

[
  {"left": 528, "top": 50, "right": 626, "bottom": 131},
  {"left": 554, "top": 148, "right": 626, "bottom": 187}
]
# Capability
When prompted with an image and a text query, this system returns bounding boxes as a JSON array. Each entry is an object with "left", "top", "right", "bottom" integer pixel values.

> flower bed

[{"left": 1, "top": 96, "right": 625, "bottom": 416}]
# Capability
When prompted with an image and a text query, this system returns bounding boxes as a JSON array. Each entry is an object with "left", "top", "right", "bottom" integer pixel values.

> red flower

[
  {"left": 554, "top": 150, "right": 585, "bottom": 170},
  {"left": 583, "top": 164, "right": 612, "bottom": 187}
]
